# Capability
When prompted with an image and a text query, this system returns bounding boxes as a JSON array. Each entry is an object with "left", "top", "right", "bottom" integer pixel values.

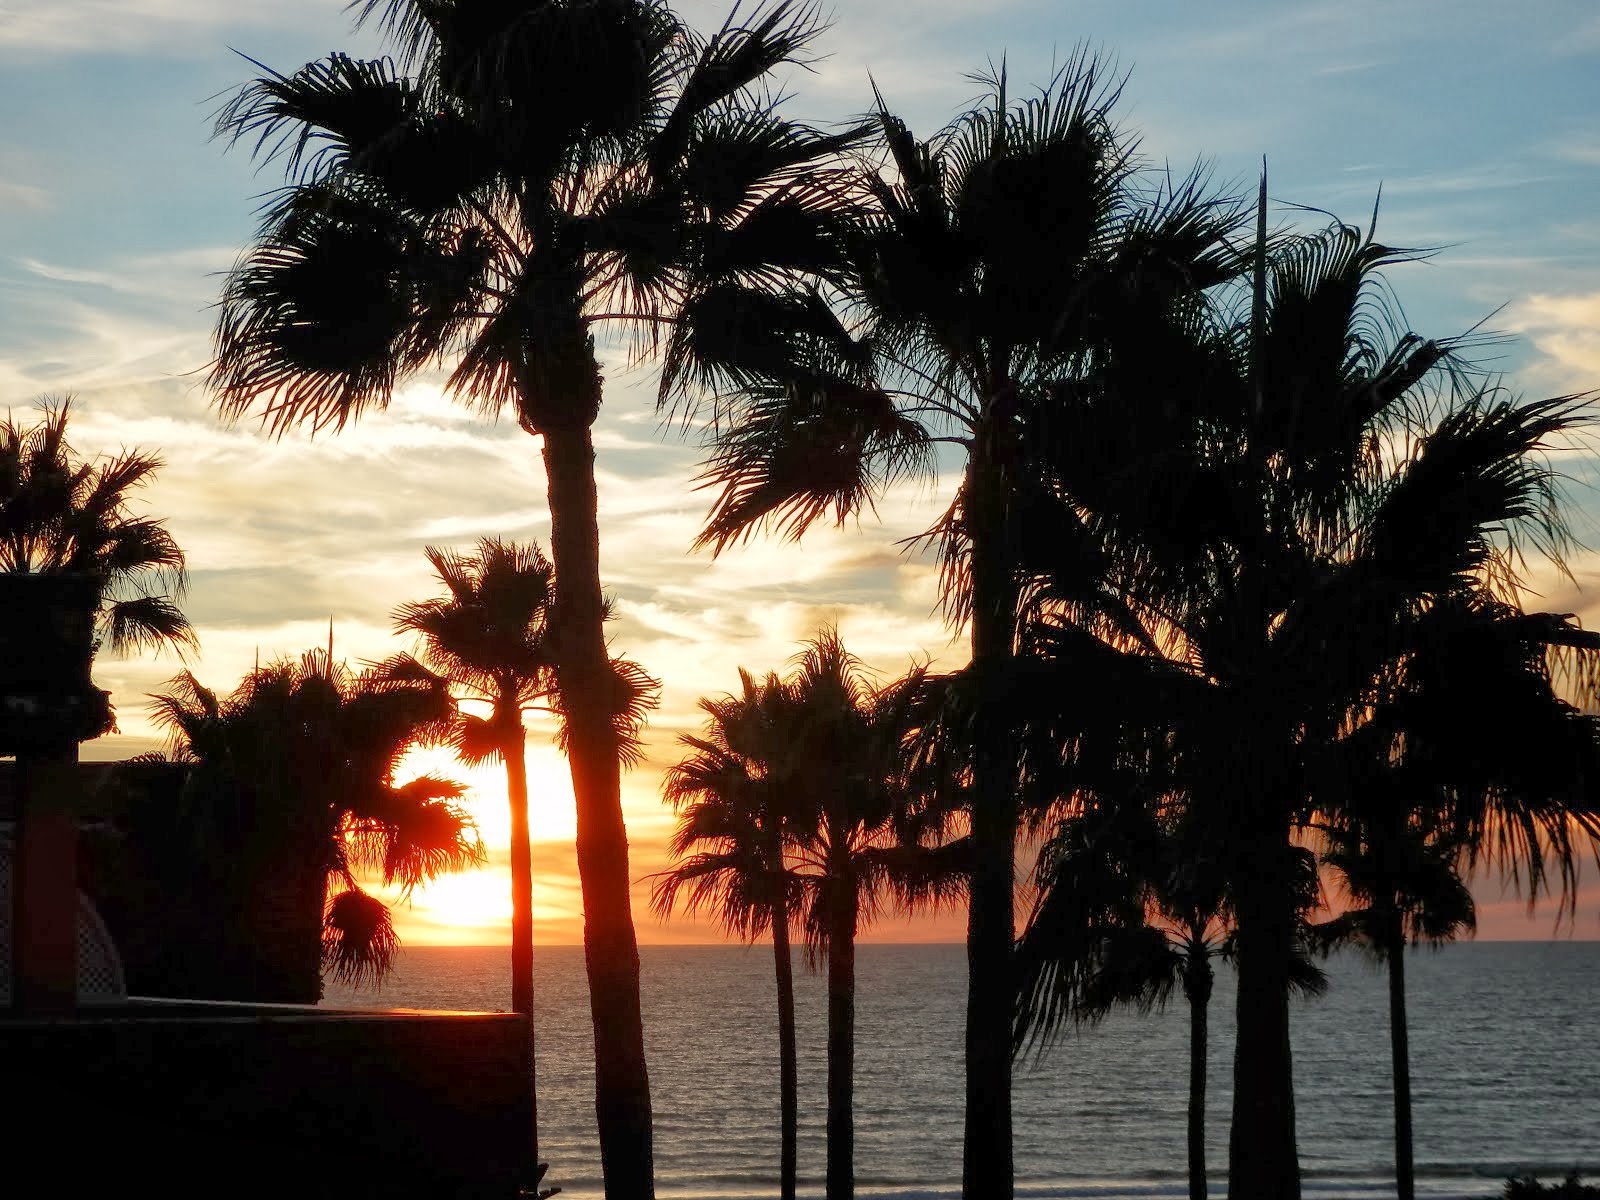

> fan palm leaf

[{"left": 0, "top": 400, "right": 195, "bottom": 657}]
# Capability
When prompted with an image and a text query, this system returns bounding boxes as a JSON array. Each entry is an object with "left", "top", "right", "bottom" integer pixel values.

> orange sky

[
  {"left": 82, "top": 559, "right": 1600, "bottom": 951},
  {"left": 373, "top": 732, "right": 1600, "bottom": 947}
]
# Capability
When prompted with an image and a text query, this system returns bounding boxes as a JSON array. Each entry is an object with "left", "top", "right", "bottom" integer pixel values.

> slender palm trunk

[
  {"left": 826, "top": 882, "right": 858, "bottom": 1200},
  {"left": 1386, "top": 910, "right": 1415, "bottom": 1200},
  {"left": 504, "top": 727, "right": 540, "bottom": 1166},
  {"left": 963, "top": 429, "right": 1018, "bottom": 1200},
  {"left": 543, "top": 421, "right": 654, "bottom": 1200},
  {"left": 1227, "top": 821, "right": 1300, "bottom": 1200},
  {"left": 773, "top": 893, "right": 799, "bottom": 1200},
  {"left": 1185, "top": 944, "right": 1214, "bottom": 1200}
]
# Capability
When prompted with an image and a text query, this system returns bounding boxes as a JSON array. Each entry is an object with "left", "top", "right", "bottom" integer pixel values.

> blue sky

[{"left": 3, "top": 0, "right": 1597, "bottom": 941}]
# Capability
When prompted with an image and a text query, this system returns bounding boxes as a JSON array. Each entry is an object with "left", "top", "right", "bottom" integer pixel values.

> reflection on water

[{"left": 325, "top": 941, "right": 1600, "bottom": 1199}]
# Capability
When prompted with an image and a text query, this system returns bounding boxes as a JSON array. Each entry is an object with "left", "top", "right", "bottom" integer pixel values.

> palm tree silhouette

[
  {"left": 652, "top": 668, "right": 804, "bottom": 1200},
  {"left": 1068, "top": 192, "right": 1593, "bottom": 1196},
  {"left": 657, "top": 632, "right": 940, "bottom": 1200},
  {"left": 151, "top": 649, "right": 484, "bottom": 998},
  {"left": 1204, "top": 205, "right": 1599, "bottom": 1200},
  {"left": 667, "top": 58, "right": 1248, "bottom": 1194},
  {"left": 383, "top": 537, "right": 558, "bottom": 1163},
  {"left": 1016, "top": 802, "right": 1226, "bottom": 1200},
  {"left": 1, "top": 399, "right": 195, "bottom": 657},
  {"left": 1308, "top": 591, "right": 1600, "bottom": 1200},
  {"left": 784, "top": 632, "right": 937, "bottom": 1200},
  {"left": 990, "top": 177, "right": 1600, "bottom": 1197},
  {"left": 1311, "top": 816, "right": 1473, "bottom": 1200},
  {"left": 1016, "top": 798, "right": 1326, "bottom": 1200},
  {"left": 208, "top": 5, "right": 855, "bottom": 1189}
]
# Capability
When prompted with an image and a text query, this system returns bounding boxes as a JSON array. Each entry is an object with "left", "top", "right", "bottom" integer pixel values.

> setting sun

[
  {"left": 390, "top": 733, "right": 581, "bottom": 940},
  {"left": 395, "top": 735, "right": 577, "bottom": 850}
]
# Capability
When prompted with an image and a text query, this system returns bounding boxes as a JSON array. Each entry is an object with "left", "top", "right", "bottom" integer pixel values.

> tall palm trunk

[
  {"left": 963, "top": 422, "right": 1018, "bottom": 1200},
  {"left": 826, "top": 880, "right": 858, "bottom": 1200},
  {"left": 543, "top": 421, "right": 654, "bottom": 1200},
  {"left": 1227, "top": 821, "right": 1300, "bottom": 1200},
  {"left": 773, "top": 891, "right": 799, "bottom": 1200},
  {"left": 1184, "top": 941, "right": 1214, "bottom": 1200},
  {"left": 504, "top": 726, "right": 540, "bottom": 1165},
  {"left": 1386, "top": 908, "right": 1415, "bottom": 1200}
]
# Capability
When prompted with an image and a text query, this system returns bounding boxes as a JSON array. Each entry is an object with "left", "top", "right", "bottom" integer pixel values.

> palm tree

[
  {"left": 1208, "top": 212, "right": 1600, "bottom": 1200},
  {"left": 383, "top": 537, "right": 557, "bottom": 1163},
  {"left": 151, "top": 648, "right": 484, "bottom": 999},
  {"left": 657, "top": 632, "right": 940, "bottom": 1200},
  {"left": 652, "top": 669, "right": 804, "bottom": 1200},
  {"left": 1310, "top": 816, "right": 1473, "bottom": 1200},
  {"left": 782, "top": 632, "right": 942, "bottom": 1200},
  {"left": 208, "top": 5, "right": 858, "bottom": 1189},
  {"left": 667, "top": 59, "right": 1248, "bottom": 1196},
  {"left": 386, "top": 540, "right": 556, "bottom": 1015},
  {"left": 1015, "top": 791, "right": 1328, "bottom": 1200},
  {"left": 1008, "top": 182, "right": 1600, "bottom": 1197},
  {"left": 1, "top": 398, "right": 194, "bottom": 657},
  {"left": 1308, "top": 589, "right": 1600, "bottom": 1200},
  {"left": 1015, "top": 801, "right": 1224, "bottom": 1200}
]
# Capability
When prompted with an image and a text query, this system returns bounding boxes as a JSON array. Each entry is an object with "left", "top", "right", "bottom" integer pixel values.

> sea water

[{"left": 324, "top": 942, "right": 1600, "bottom": 1199}]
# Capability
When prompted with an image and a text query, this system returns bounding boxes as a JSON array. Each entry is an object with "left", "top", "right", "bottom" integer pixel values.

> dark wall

[
  {"left": 2, "top": 760, "right": 328, "bottom": 1002},
  {"left": 4, "top": 1005, "right": 537, "bottom": 1199}
]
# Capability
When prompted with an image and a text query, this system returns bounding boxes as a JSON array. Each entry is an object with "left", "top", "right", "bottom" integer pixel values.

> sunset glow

[{"left": 12, "top": 0, "right": 1597, "bottom": 951}]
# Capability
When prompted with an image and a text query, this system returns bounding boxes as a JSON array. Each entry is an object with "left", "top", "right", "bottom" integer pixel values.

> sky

[{"left": 3, "top": 0, "right": 1599, "bottom": 946}]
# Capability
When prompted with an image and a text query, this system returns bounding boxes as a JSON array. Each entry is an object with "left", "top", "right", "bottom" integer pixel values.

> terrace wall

[{"left": 4, "top": 1002, "right": 537, "bottom": 1199}]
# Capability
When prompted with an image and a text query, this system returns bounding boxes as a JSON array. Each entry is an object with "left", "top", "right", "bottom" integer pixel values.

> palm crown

[
  {"left": 389, "top": 538, "right": 557, "bottom": 759},
  {"left": 151, "top": 649, "right": 484, "bottom": 990},
  {"left": 0, "top": 400, "right": 194, "bottom": 657},
  {"left": 211, "top": 0, "right": 863, "bottom": 438}
]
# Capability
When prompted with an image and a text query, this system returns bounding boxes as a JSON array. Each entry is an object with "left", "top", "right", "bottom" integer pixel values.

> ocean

[{"left": 323, "top": 942, "right": 1600, "bottom": 1199}]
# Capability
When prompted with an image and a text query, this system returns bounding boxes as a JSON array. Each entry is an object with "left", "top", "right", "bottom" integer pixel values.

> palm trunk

[
  {"left": 826, "top": 884, "right": 858, "bottom": 1200},
  {"left": 504, "top": 727, "right": 540, "bottom": 1167},
  {"left": 1386, "top": 910, "right": 1415, "bottom": 1200},
  {"left": 773, "top": 893, "right": 799, "bottom": 1200},
  {"left": 543, "top": 422, "right": 654, "bottom": 1200},
  {"left": 1185, "top": 946, "right": 1214, "bottom": 1200},
  {"left": 1227, "top": 823, "right": 1300, "bottom": 1200},
  {"left": 962, "top": 434, "right": 1017, "bottom": 1200}
]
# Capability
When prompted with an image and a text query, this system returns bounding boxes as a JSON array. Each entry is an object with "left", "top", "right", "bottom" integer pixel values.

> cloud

[
  {"left": 1547, "top": 132, "right": 1600, "bottom": 166},
  {"left": 1313, "top": 60, "right": 1384, "bottom": 77},
  {"left": 1555, "top": 13, "right": 1600, "bottom": 56},
  {"left": 0, "top": 180, "right": 48, "bottom": 210},
  {"left": 1505, "top": 291, "right": 1600, "bottom": 396},
  {"left": 0, "top": 0, "right": 352, "bottom": 56},
  {"left": 15, "top": 0, "right": 1598, "bottom": 949}
]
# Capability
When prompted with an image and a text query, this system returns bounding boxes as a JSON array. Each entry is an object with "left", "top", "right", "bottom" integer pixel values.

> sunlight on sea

[{"left": 324, "top": 942, "right": 1600, "bottom": 1199}]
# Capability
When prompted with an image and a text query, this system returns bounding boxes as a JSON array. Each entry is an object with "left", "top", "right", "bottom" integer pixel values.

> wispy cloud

[
  {"left": 1545, "top": 130, "right": 1600, "bottom": 166},
  {"left": 1313, "top": 60, "right": 1384, "bottom": 77},
  {"left": 0, "top": 0, "right": 351, "bottom": 56},
  {"left": 1505, "top": 291, "right": 1600, "bottom": 396},
  {"left": 1554, "top": 13, "right": 1600, "bottom": 56},
  {"left": 0, "top": 180, "right": 48, "bottom": 210}
]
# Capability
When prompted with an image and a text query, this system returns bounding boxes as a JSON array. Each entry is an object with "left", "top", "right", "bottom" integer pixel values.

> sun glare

[
  {"left": 390, "top": 739, "right": 582, "bottom": 937},
  {"left": 395, "top": 740, "right": 578, "bottom": 849},
  {"left": 405, "top": 870, "right": 514, "bottom": 940}
]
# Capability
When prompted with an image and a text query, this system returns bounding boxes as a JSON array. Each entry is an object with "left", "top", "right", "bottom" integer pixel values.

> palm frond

[
  {"left": 693, "top": 372, "right": 932, "bottom": 553},
  {"left": 322, "top": 885, "right": 400, "bottom": 988}
]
